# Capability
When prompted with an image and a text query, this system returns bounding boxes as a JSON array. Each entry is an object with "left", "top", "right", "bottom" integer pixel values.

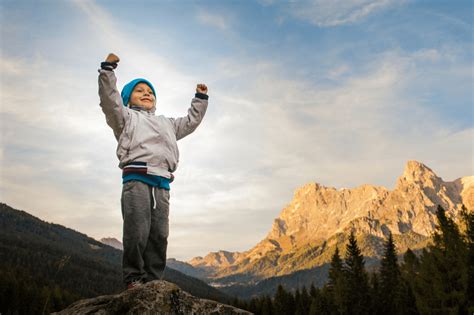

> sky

[{"left": 0, "top": 0, "right": 472, "bottom": 261}]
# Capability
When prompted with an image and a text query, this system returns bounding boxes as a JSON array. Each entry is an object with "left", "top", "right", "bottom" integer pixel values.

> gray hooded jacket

[{"left": 98, "top": 69, "right": 208, "bottom": 179}]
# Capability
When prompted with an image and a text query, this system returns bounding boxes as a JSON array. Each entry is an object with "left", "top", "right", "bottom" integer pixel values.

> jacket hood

[{"left": 121, "top": 78, "right": 157, "bottom": 114}]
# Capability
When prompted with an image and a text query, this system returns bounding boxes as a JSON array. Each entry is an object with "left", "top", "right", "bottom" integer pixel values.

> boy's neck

[{"left": 129, "top": 104, "right": 155, "bottom": 115}]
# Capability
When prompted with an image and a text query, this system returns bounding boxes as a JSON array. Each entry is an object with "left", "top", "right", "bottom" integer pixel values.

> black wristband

[
  {"left": 100, "top": 61, "right": 117, "bottom": 71},
  {"left": 195, "top": 92, "right": 209, "bottom": 100}
]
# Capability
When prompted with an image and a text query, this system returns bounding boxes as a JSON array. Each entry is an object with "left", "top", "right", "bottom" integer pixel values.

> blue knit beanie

[{"left": 121, "top": 78, "right": 156, "bottom": 107}]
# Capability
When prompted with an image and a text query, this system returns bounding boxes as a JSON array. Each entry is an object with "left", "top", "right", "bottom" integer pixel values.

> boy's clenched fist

[
  {"left": 100, "top": 53, "right": 120, "bottom": 71},
  {"left": 196, "top": 84, "right": 208, "bottom": 95},
  {"left": 106, "top": 53, "right": 120, "bottom": 64}
]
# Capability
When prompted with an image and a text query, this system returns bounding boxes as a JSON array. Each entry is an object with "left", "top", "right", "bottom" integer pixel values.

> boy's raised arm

[
  {"left": 98, "top": 53, "right": 128, "bottom": 141},
  {"left": 169, "top": 84, "right": 209, "bottom": 141}
]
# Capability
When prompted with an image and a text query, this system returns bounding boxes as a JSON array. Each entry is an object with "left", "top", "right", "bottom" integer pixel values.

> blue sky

[{"left": 1, "top": 0, "right": 472, "bottom": 261}]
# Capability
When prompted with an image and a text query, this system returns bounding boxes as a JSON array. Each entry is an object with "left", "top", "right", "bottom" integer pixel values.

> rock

[{"left": 52, "top": 280, "right": 252, "bottom": 315}]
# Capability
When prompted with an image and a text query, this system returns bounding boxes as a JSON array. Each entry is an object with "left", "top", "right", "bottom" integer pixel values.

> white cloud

[
  {"left": 327, "top": 64, "right": 351, "bottom": 80},
  {"left": 274, "top": 0, "right": 405, "bottom": 27},
  {"left": 196, "top": 10, "right": 230, "bottom": 31},
  {"left": 257, "top": 0, "right": 276, "bottom": 6},
  {"left": 0, "top": 57, "right": 29, "bottom": 76}
]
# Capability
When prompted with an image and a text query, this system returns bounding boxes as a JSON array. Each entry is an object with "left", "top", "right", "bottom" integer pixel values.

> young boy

[{"left": 97, "top": 53, "right": 208, "bottom": 290}]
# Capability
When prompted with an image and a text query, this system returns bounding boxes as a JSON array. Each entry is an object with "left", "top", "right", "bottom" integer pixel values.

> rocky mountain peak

[
  {"left": 189, "top": 250, "right": 242, "bottom": 268},
  {"left": 293, "top": 182, "right": 321, "bottom": 199},
  {"left": 265, "top": 179, "right": 388, "bottom": 247},
  {"left": 99, "top": 237, "right": 123, "bottom": 250},
  {"left": 396, "top": 160, "right": 441, "bottom": 189}
]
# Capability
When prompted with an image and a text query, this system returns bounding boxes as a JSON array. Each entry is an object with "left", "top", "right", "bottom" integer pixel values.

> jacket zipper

[{"left": 125, "top": 114, "right": 137, "bottom": 158}]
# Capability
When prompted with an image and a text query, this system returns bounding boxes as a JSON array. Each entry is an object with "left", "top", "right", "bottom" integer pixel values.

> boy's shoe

[{"left": 126, "top": 279, "right": 144, "bottom": 290}]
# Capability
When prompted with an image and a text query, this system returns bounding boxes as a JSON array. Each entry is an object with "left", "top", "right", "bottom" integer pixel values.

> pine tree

[
  {"left": 309, "top": 283, "right": 318, "bottom": 299},
  {"left": 328, "top": 247, "right": 344, "bottom": 289},
  {"left": 415, "top": 205, "right": 468, "bottom": 314},
  {"left": 308, "top": 284, "right": 330, "bottom": 314},
  {"left": 398, "top": 277, "right": 419, "bottom": 314},
  {"left": 309, "top": 297, "right": 319, "bottom": 315},
  {"left": 342, "top": 231, "right": 370, "bottom": 315},
  {"left": 231, "top": 297, "right": 242, "bottom": 310},
  {"left": 379, "top": 231, "right": 402, "bottom": 314},
  {"left": 399, "top": 248, "right": 420, "bottom": 315},
  {"left": 294, "top": 288, "right": 302, "bottom": 315},
  {"left": 248, "top": 297, "right": 258, "bottom": 314},
  {"left": 299, "top": 286, "right": 311, "bottom": 315},
  {"left": 261, "top": 295, "right": 273, "bottom": 315},
  {"left": 369, "top": 272, "right": 381, "bottom": 314},
  {"left": 287, "top": 289, "right": 296, "bottom": 314},
  {"left": 274, "top": 284, "right": 292, "bottom": 315},
  {"left": 400, "top": 248, "right": 419, "bottom": 280},
  {"left": 311, "top": 287, "right": 331, "bottom": 315},
  {"left": 460, "top": 204, "right": 474, "bottom": 313},
  {"left": 327, "top": 246, "right": 345, "bottom": 314}
]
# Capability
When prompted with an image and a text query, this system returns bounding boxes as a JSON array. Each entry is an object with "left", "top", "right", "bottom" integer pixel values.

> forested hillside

[{"left": 0, "top": 203, "right": 230, "bottom": 314}]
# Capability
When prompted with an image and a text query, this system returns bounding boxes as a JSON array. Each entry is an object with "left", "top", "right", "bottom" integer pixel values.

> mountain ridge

[{"left": 186, "top": 160, "right": 473, "bottom": 284}]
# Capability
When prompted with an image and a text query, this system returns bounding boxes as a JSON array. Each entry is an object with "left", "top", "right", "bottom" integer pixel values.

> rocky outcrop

[{"left": 52, "top": 280, "right": 251, "bottom": 315}]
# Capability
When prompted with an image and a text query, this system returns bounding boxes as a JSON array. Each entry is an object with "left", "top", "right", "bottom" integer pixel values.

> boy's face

[{"left": 129, "top": 83, "right": 155, "bottom": 110}]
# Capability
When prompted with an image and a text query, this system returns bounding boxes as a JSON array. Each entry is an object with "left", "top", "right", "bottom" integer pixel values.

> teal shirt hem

[{"left": 122, "top": 174, "right": 171, "bottom": 190}]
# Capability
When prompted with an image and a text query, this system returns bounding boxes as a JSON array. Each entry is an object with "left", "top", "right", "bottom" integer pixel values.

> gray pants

[{"left": 120, "top": 180, "right": 170, "bottom": 285}]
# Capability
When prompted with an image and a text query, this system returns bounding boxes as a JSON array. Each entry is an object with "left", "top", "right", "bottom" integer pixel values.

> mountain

[
  {"left": 0, "top": 203, "right": 232, "bottom": 314},
  {"left": 166, "top": 258, "right": 212, "bottom": 280},
  {"left": 99, "top": 237, "right": 123, "bottom": 250},
  {"left": 186, "top": 160, "right": 473, "bottom": 288}
]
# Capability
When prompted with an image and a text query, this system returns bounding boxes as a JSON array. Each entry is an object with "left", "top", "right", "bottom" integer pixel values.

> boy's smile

[{"left": 129, "top": 82, "right": 156, "bottom": 110}]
